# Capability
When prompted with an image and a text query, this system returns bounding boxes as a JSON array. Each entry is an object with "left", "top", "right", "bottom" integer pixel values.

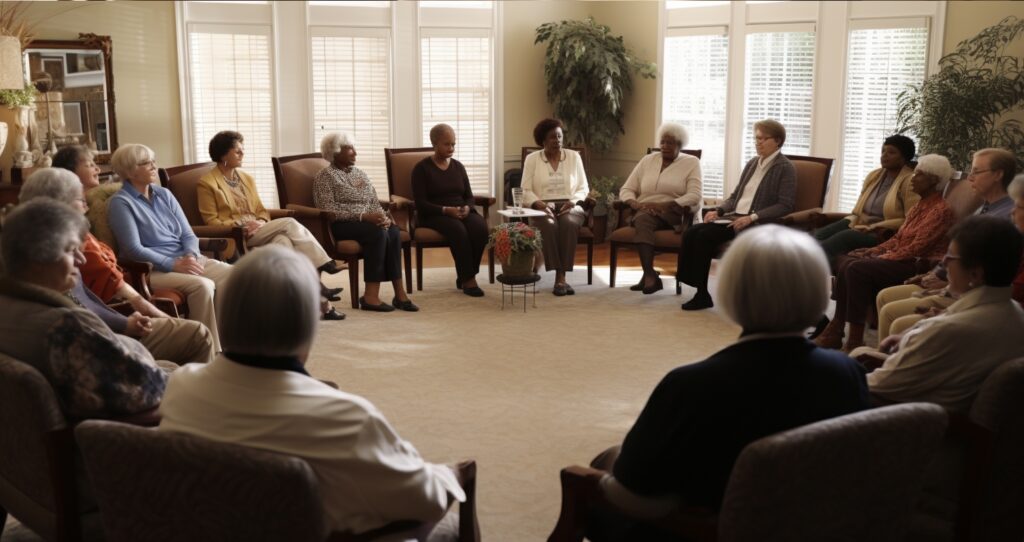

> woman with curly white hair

[
  {"left": 618, "top": 122, "right": 702, "bottom": 294},
  {"left": 816, "top": 154, "right": 958, "bottom": 352}
]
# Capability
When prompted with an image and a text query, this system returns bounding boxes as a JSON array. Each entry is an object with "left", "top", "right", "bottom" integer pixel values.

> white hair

[
  {"left": 110, "top": 143, "right": 156, "bottom": 180},
  {"left": 1008, "top": 173, "right": 1024, "bottom": 202},
  {"left": 915, "top": 154, "right": 953, "bottom": 192},
  {"left": 19, "top": 168, "right": 83, "bottom": 206},
  {"left": 656, "top": 122, "right": 689, "bottom": 149},
  {"left": 217, "top": 246, "right": 320, "bottom": 357},
  {"left": 319, "top": 132, "right": 355, "bottom": 162},
  {"left": 717, "top": 225, "right": 830, "bottom": 333},
  {"left": 1, "top": 199, "right": 89, "bottom": 278}
]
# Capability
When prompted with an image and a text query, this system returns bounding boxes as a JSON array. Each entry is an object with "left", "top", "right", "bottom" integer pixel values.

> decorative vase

[{"left": 502, "top": 250, "right": 535, "bottom": 278}]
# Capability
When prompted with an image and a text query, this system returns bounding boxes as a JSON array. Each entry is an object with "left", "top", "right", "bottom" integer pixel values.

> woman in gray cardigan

[{"left": 676, "top": 119, "right": 797, "bottom": 310}]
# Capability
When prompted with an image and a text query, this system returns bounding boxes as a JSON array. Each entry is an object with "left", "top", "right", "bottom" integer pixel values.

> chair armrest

[
  {"left": 456, "top": 459, "right": 481, "bottom": 542},
  {"left": 108, "top": 301, "right": 134, "bottom": 317},
  {"left": 390, "top": 195, "right": 416, "bottom": 211},
  {"left": 197, "top": 238, "right": 229, "bottom": 258},
  {"left": 763, "top": 207, "right": 822, "bottom": 226},
  {"left": 285, "top": 204, "right": 327, "bottom": 220},
  {"left": 286, "top": 204, "right": 336, "bottom": 254},
  {"left": 192, "top": 225, "right": 246, "bottom": 258},
  {"left": 578, "top": 197, "right": 597, "bottom": 211},
  {"left": 473, "top": 196, "right": 496, "bottom": 208},
  {"left": 107, "top": 407, "right": 162, "bottom": 427},
  {"left": 268, "top": 209, "right": 295, "bottom": 219},
  {"left": 118, "top": 259, "right": 155, "bottom": 299},
  {"left": 150, "top": 297, "right": 179, "bottom": 318}
]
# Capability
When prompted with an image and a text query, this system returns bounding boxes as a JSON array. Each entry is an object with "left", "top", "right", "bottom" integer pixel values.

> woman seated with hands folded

[{"left": 619, "top": 122, "right": 702, "bottom": 294}]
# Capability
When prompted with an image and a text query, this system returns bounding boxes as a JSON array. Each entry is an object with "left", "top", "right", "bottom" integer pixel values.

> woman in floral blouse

[
  {"left": 816, "top": 154, "right": 958, "bottom": 352},
  {"left": 313, "top": 133, "right": 417, "bottom": 312}
]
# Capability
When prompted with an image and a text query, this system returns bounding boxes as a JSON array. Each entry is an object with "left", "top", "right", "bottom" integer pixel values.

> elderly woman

[
  {"left": 619, "top": 122, "right": 702, "bottom": 294},
  {"left": 816, "top": 154, "right": 957, "bottom": 352},
  {"left": 107, "top": 144, "right": 233, "bottom": 352},
  {"left": 159, "top": 246, "right": 464, "bottom": 537},
  {"left": 584, "top": 226, "right": 867, "bottom": 540},
  {"left": 677, "top": 119, "right": 797, "bottom": 310},
  {"left": 196, "top": 131, "right": 343, "bottom": 306},
  {"left": 521, "top": 118, "right": 590, "bottom": 296},
  {"left": 0, "top": 199, "right": 168, "bottom": 419},
  {"left": 53, "top": 144, "right": 102, "bottom": 191},
  {"left": 412, "top": 123, "right": 490, "bottom": 297},
  {"left": 865, "top": 216, "right": 1024, "bottom": 413},
  {"left": 19, "top": 168, "right": 216, "bottom": 365},
  {"left": 313, "top": 132, "right": 417, "bottom": 312},
  {"left": 814, "top": 135, "right": 918, "bottom": 264}
]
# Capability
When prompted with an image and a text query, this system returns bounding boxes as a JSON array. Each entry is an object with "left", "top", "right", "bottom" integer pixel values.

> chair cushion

[
  {"left": 608, "top": 226, "right": 637, "bottom": 243},
  {"left": 414, "top": 227, "right": 447, "bottom": 243},
  {"left": 399, "top": 229, "right": 411, "bottom": 243},
  {"left": 86, "top": 182, "right": 123, "bottom": 251},
  {"left": 333, "top": 240, "right": 362, "bottom": 255},
  {"left": 609, "top": 227, "right": 681, "bottom": 248},
  {"left": 152, "top": 288, "right": 186, "bottom": 307},
  {"left": 578, "top": 226, "right": 593, "bottom": 239}
]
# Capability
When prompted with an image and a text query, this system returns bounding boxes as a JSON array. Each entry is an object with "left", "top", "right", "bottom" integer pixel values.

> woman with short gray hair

[
  {"left": 618, "top": 122, "right": 702, "bottom": 294},
  {"left": 0, "top": 198, "right": 169, "bottom": 419}
]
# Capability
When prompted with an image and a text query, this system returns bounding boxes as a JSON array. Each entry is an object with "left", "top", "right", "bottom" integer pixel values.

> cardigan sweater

[
  {"left": 847, "top": 166, "right": 918, "bottom": 230},
  {"left": 717, "top": 154, "right": 797, "bottom": 221}
]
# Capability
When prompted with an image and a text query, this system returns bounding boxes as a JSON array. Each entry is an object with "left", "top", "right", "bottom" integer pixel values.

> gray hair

[
  {"left": 1, "top": 199, "right": 89, "bottom": 278},
  {"left": 716, "top": 225, "right": 830, "bottom": 333},
  {"left": 915, "top": 154, "right": 953, "bottom": 192},
  {"left": 656, "top": 122, "right": 689, "bottom": 149},
  {"left": 110, "top": 143, "right": 156, "bottom": 180},
  {"left": 429, "top": 123, "right": 454, "bottom": 145},
  {"left": 320, "top": 132, "right": 355, "bottom": 162},
  {"left": 1008, "top": 173, "right": 1024, "bottom": 201},
  {"left": 218, "top": 246, "right": 320, "bottom": 357},
  {"left": 19, "top": 168, "right": 83, "bottom": 206}
]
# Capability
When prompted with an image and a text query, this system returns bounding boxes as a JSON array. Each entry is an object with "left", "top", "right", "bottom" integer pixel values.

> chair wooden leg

[
  {"left": 488, "top": 247, "right": 496, "bottom": 284},
  {"left": 347, "top": 258, "right": 360, "bottom": 309},
  {"left": 587, "top": 240, "right": 593, "bottom": 285},
  {"left": 609, "top": 243, "right": 618, "bottom": 287},
  {"left": 416, "top": 246, "right": 424, "bottom": 291},
  {"left": 403, "top": 242, "right": 413, "bottom": 293}
]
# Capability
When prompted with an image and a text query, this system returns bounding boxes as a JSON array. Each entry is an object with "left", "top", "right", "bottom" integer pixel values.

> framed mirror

[{"left": 23, "top": 33, "right": 117, "bottom": 163}]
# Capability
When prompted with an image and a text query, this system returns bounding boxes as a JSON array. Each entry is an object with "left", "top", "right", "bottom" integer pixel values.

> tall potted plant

[
  {"left": 535, "top": 18, "right": 656, "bottom": 153},
  {"left": 896, "top": 16, "right": 1024, "bottom": 172}
]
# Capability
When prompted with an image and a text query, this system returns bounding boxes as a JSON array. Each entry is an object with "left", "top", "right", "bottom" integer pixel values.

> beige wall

[{"left": 943, "top": 1, "right": 1024, "bottom": 55}]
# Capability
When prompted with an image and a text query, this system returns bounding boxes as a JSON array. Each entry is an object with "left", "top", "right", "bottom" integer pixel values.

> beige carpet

[{"left": 2, "top": 265, "right": 741, "bottom": 542}]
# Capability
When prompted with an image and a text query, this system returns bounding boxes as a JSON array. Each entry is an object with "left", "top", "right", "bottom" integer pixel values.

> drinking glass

[{"left": 511, "top": 187, "right": 523, "bottom": 214}]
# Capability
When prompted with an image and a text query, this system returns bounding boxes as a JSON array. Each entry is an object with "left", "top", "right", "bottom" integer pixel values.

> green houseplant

[
  {"left": 896, "top": 16, "right": 1024, "bottom": 171},
  {"left": 535, "top": 18, "right": 656, "bottom": 153},
  {"left": 487, "top": 222, "right": 543, "bottom": 277}
]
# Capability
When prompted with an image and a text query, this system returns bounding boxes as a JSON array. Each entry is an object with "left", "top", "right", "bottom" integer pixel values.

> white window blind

[
  {"left": 839, "top": 26, "right": 928, "bottom": 212},
  {"left": 420, "top": 34, "right": 493, "bottom": 196},
  {"left": 742, "top": 30, "right": 816, "bottom": 163},
  {"left": 663, "top": 32, "right": 729, "bottom": 198},
  {"left": 187, "top": 28, "right": 277, "bottom": 207},
  {"left": 311, "top": 34, "right": 391, "bottom": 195}
]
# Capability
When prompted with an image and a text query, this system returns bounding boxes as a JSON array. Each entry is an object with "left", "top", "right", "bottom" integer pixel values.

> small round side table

[{"left": 496, "top": 273, "right": 540, "bottom": 312}]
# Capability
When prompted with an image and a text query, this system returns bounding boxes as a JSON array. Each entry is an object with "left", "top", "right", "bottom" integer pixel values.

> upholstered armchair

[
  {"left": 758, "top": 154, "right": 834, "bottom": 228},
  {"left": 548, "top": 403, "right": 948, "bottom": 542}
]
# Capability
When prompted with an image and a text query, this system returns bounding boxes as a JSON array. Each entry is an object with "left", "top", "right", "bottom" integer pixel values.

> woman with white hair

[
  {"left": 107, "top": 143, "right": 234, "bottom": 352},
  {"left": 618, "top": 122, "right": 702, "bottom": 294},
  {"left": 816, "top": 154, "right": 957, "bottom": 352},
  {"left": 159, "top": 246, "right": 465, "bottom": 537},
  {"left": 585, "top": 226, "right": 867, "bottom": 539},
  {"left": 0, "top": 199, "right": 168, "bottom": 419},
  {"left": 313, "top": 132, "right": 417, "bottom": 312}
]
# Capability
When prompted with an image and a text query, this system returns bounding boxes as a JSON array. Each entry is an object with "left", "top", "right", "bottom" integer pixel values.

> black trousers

[
  {"left": 676, "top": 222, "right": 737, "bottom": 291},
  {"left": 330, "top": 222, "right": 402, "bottom": 283},
  {"left": 419, "top": 212, "right": 489, "bottom": 282}
]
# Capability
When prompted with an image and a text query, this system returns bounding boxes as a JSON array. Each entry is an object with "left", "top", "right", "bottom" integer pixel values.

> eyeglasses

[
  {"left": 968, "top": 168, "right": 992, "bottom": 177},
  {"left": 941, "top": 253, "right": 962, "bottom": 265},
  {"left": 137, "top": 160, "right": 156, "bottom": 168}
]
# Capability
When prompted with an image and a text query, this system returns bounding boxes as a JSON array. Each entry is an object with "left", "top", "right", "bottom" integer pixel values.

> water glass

[{"left": 511, "top": 187, "right": 523, "bottom": 214}]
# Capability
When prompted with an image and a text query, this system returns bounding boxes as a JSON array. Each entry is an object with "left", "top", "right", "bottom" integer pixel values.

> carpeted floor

[{"left": 2, "top": 264, "right": 741, "bottom": 542}]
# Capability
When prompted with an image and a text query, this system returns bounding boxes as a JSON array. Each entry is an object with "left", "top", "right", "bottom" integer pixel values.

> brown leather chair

[
  {"left": 273, "top": 152, "right": 412, "bottom": 308},
  {"left": 607, "top": 148, "right": 702, "bottom": 292},
  {"left": 519, "top": 146, "right": 595, "bottom": 285},
  {"left": 384, "top": 147, "right": 496, "bottom": 290},
  {"left": 75, "top": 420, "right": 481, "bottom": 542},
  {"left": 548, "top": 403, "right": 948, "bottom": 542}
]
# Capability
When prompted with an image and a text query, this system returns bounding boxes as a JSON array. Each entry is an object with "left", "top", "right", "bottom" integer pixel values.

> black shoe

[
  {"left": 359, "top": 297, "right": 395, "bottom": 312},
  {"left": 629, "top": 281, "right": 645, "bottom": 291},
  {"left": 321, "top": 284, "right": 343, "bottom": 302},
  {"left": 565, "top": 284, "right": 575, "bottom": 295},
  {"left": 681, "top": 291, "right": 713, "bottom": 311},
  {"left": 319, "top": 261, "right": 343, "bottom": 275},
  {"left": 462, "top": 286, "right": 485, "bottom": 297},
  {"left": 392, "top": 297, "right": 420, "bottom": 312},
  {"left": 807, "top": 315, "right": 830, "bottom": 339},
  {"left": 321, "top": 307, "right": 346, "bottom": 320},
  {"left": 642, "top": 280, "right": 664, "bottom": 295},
  {"left": 553, "top": 284, "right": 568, "bottom": 296}
]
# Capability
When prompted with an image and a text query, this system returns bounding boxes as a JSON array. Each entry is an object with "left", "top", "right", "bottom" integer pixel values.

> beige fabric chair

[
  {"left": 384, "top": 147, "right": 496, "bottom": 290},
  {"left": 75, "top": 420, "right": 481, "bottom": 542},
  {"left": 548, "top": 403, "right": 948, "bottom": 542},
  {"left": 272, "top": 152, "right": 412, "bottom": 308}
]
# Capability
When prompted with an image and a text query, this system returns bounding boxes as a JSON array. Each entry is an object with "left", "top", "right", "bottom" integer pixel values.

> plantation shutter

[
  {"left": 839, "top": 24, "right": 929, "bottom": 212},
  {"left": 311, "top": 32, "right": 391, "bottom": 194},
  {"left": 187, "top": 26, "right": 277, "bottom": 207},
  {"left": 663, "top": 30, "right": 729, "bottom": 198}
]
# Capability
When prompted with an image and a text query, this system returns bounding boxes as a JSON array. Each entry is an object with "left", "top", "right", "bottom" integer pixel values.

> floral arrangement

[{"left": 487, "top": 222, "right": 542, "bottom": 263}]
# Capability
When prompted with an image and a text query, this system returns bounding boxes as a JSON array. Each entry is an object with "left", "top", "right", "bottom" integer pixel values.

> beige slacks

[
  {"left": 140, "top": 317, "right": 215, "bottom": 365},
  {"left": 530, "top": 207, "right": 586, "bottom": 273},
  {"left": 150, "top": 257, "right": 233, "bottom": 353},
  {"left": 247, "top": 217, "right": 332, "bottom": 268},
  {"left": 876, "top": 284, "right": 956, "bottom": 339}
]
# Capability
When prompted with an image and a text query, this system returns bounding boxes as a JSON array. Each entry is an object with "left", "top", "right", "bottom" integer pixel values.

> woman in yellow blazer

[
  {"left": 197, "top": 131, "right": 344, "bottom": 310},
  {"left": 815, "top": 135, "right": 919, "bottom": 265}
]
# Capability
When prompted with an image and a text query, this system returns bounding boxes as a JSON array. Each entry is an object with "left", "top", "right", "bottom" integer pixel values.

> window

[
  {"left": 186, "top": 27, "right": 277, "bottom": 207},
  {"left": 662, "top": 31, "right": 729, "bottom": 198},
  {"left": 311, "top": 32, "right": 391, "bottom": 193},
  {"left": 742, "top": 29, "right": 816, "bottom": 163},
  {"left": 420, "top": 33, "right": 493, "bottom": 195},
  {"left": 839, "top": 25, "right": 928, "bottom": 211}
]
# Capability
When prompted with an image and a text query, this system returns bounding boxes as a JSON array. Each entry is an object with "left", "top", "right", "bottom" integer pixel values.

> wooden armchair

[
  {"left": 549, "top": 403, "right": 947, "bottom": 542},
  {"left": 384, "top": 147, "right": 496, "bottom": 291},
  {"left": 272, "top": 153, "right": 412, "bottom": 308},
  {"left": 75, "top": 420, "right": 481, "bottom": 542},
  {"left": 607, "top": 148, "right": 702, "bottom": 292},
  {"left": 519, "top": 146, "right": 595, "bottom": 285}
]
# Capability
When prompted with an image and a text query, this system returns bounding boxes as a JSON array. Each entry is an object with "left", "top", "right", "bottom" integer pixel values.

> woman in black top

[{"left": 411, "top": 124, "right": 489, "bottom": 297}]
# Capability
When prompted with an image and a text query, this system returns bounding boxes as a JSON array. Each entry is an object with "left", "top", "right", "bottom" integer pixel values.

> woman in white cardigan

[
  {"left": 619, "top": 122, "right": 702, "bottom": 294},
  {"left": 521, "top": 118, "right": 590, "bottom": 296}
]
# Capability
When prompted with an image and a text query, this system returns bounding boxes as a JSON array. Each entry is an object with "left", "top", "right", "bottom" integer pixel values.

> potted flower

[{"left": 487, "top": 222, "right": 543, "bottom": 278}]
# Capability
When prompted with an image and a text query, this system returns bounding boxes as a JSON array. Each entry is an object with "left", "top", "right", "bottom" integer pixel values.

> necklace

[{"left": 221, "top": 168, "right": 241, "bottom": 188}]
